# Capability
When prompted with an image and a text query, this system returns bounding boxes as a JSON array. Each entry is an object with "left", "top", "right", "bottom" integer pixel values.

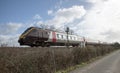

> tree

[
  {"left": 39, "top": 24, "right": 48, "bottom": 29},
  {"left": 113, "top": 42, "right": 120, "bottom": 49},
  {"left": 49, "top": 25, "right": 56, "bottom": 30},
  {"left": 1, "top": 43, "right": 8, "bottom": 47}
]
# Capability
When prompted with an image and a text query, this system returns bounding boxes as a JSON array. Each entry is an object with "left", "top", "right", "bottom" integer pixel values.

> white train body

[
  {"left": 48, "top": 31, "right": 85, "bottom": 47},
  {"left": 18, "top": 27, "right": 109, "bottom": 47}
]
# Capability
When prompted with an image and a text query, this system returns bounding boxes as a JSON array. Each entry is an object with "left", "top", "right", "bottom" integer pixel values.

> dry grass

[{"left": 0, "top": 45, "right": 118, "bottom": 73}]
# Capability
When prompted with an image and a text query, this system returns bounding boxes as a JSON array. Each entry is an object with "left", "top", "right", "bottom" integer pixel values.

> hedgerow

[{"left": 0, "top": 44, "right": 119, "bottom": 73}]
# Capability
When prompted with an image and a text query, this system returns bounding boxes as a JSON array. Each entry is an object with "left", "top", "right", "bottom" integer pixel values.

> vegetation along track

[{"left": 0, "top": 45, "right": 119, "bottom": 73}]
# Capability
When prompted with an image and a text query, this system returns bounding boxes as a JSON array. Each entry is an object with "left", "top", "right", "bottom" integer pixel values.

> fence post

[{"left": 51, "top": 49, "right": 56, "bottom": 73}]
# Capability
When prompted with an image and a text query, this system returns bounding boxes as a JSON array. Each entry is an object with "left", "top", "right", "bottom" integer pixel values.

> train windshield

[{"left": 22, "top": 27, "right": 33, "bottom": 35}]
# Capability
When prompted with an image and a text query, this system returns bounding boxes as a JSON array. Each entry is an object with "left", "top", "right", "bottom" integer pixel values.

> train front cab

[
  {"left": 18, "top": 27, "right": 34, "bottom": 45},
  {"left": 18, "top": 27, "right": 49, "bottom": 47}
]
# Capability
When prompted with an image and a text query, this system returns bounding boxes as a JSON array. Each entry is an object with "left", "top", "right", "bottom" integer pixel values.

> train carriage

[{"left": 18, "top": 27, "right": 85, "bottom": 47}]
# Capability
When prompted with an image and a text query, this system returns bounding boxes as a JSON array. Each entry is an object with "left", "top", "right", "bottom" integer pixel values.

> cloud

[
  {"left": 55, "top": 0, "right": 64, "bottom": 9},
  {"left": 0, "top": 22, "right": 23, "bottom": 46},
  {"left": 46, "top": 5, "right": 86, "bottom": 29},
  {"left": 101, "top": 30, "right": 120, "bottom": 42},
  {"left": 0, "top": 34, "right": 20, "bottom": 47},
  {"left": 45, "top": 0, "right": 120, "bottom": 43},
  {"left": 33, "top": 14, "right": 41, "bottom": 20},
  {"left": 79, "top": 0, "right": 120, "bottom": 42},
  {"left": 2, "top": 0, "right": 120, "bottom": 46},
  {"left": 87, "top": 0, "right": 108, "bottom": 4},
  {"left": 0, "top": 22, "right": 22, "bottom": 35},
  {"left": 48, "top": 10, "right": 53, "bottom": 15}
]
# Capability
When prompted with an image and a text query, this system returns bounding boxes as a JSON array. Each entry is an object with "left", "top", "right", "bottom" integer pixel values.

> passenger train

[{"left": 18, "top": 27, "right": 105, "bottom": 47}]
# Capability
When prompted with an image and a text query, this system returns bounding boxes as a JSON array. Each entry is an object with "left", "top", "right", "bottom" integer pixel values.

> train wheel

[
  {"left": 72, "top": 45, "right": 75, "bottom": 47},
  {"left": 41, "top": 42, "right": 45, "bottom": 47},
  {"left": 30, "top": 45, "right": 34, "bottom": 47},
  {"left": 35, "top": 41, "right": 40, "bottom": 46},
  {"left": 46, "top": 43, "right": 50, "bottom": 47}
]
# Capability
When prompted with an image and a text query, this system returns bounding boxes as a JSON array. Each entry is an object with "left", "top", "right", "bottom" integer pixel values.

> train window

[
  {"left": 57, "top": 34, "right": 59, "bottom": 38},
  {"left": 61, "top": 35, "right": 63, "bottom": 39},
  {"left": 45, "top": 32, "right": 49, "bottom": 35},
  {"left": 31, "top": 29, "right": 37, "bottom": 33},
  {"left": 74, "top": 37, "right": 76, "bottom": 40},
  {"left": 63, "top": 35, "right": 66, "bottom": 39},
  {"left": 72, "top": 37, "right": 74, "bottom": 40},
  {"left": 70, "top": 36, "right": 72, "bottom": 40}
]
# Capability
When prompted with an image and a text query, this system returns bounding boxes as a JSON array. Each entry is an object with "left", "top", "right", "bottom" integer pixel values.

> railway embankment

[{"left": 0, "top": 44, "right": 119, "bottom": 73}]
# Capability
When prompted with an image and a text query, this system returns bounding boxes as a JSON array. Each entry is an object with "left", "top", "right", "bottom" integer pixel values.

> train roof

[{"left": 32, "top": 27, "right": 71, "bottom": 34}]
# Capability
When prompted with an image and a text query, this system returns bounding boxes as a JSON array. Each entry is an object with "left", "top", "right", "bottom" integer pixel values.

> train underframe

[{"left": 19, "top": 38, "right": 80, "bottom": 47}]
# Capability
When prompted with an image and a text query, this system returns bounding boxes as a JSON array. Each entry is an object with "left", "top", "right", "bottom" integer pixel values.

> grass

[{"left": 55, "top": 56, "right": 102, "bottom": 73}]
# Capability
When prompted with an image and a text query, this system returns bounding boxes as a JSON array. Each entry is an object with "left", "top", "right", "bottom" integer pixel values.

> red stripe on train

[{"left": 52, "top": 31, "right": 56, "bottom": 42}]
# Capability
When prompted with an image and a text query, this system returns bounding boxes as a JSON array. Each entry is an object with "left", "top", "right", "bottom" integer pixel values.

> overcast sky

[{"left": 0, "top": 0, "right": 120, "bottom": 46}]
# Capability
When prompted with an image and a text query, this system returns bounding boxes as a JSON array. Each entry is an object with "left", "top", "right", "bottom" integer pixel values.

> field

[{"left": 0, "top": 45, "right": 119, "bottom": 73}]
